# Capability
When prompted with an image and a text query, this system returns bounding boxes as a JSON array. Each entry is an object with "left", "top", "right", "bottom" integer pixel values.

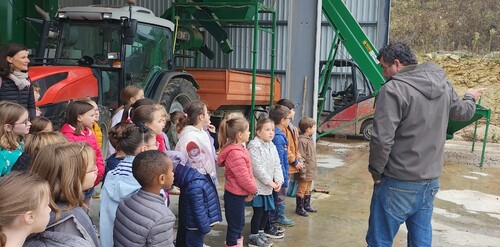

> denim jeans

[{"left": 366, "top": 176, "right": 439, "bottom": 247}]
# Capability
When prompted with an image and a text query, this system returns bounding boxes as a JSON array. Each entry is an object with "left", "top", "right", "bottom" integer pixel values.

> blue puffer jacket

[
  {"left": 272, "top": 127, "right": 289, "bottom": 187},
  {"left": 174, "top": 162, "right": 222, "bottom": 234}
]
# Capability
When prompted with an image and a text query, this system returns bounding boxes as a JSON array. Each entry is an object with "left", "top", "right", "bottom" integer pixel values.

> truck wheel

[
  {"left": 160, "top": 77, "right": 199, "bottom": 113},
  {"left": 361, "top": 119, "right": 373, "bottom": 141}
]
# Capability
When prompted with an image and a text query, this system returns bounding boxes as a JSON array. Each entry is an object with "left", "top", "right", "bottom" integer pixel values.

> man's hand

[
  {"left": 373, "top": 179, "right": 381, "bottom": 185},
  {"left": 466, "top": 88, "right": 487, "bottom": 101}
]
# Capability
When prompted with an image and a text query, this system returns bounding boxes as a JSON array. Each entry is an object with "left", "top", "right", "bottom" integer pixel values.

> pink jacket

[
  {"left": 61, "top": 124, "right": 104, "bottom": 186},
  {"left": 218, "top": 144, "right": 257, "bottom": 196}
]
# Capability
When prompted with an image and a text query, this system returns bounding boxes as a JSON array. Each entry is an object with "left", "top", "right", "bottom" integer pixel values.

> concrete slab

[{"left": 90, "top": 138, "right": 500, "bottom": 246}]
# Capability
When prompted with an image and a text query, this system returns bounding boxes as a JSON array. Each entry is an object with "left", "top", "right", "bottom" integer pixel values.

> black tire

[
  {"left": 98, "top": 105, "right": 111, "bottom": 158},
  {"left": 159, "top": 77, "right": 199, "bottom": 113},
  {"left": 361, "top": 119, "right": 373, "bottom": 141}
]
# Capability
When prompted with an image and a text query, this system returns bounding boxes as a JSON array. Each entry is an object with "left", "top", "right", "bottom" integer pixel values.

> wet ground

[{"left": 91, "top": 138, "right": 500, "bottom": 246}]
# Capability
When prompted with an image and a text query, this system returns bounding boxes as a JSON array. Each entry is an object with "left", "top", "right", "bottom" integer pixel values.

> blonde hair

[
  {"left": 218, "top": 116, "right": 248, "bottom": 148},
  {"left": 24, "top": 131, "right": 69, "bottom": 156},
  {"left": 218, "top": 112, "right": 245, "bottom": 149},
  {"left": 29, "top": 142, "right": 89, "bottom": 217},
  {"left": 0, "top": 101, "right": 28, "bottom": 150},
  {"left": 0, "top": 171, "right": 52, "bottom": 246}
]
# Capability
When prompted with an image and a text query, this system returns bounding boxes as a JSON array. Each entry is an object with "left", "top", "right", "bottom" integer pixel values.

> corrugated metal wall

[{"left": 60, "top": 0, "right": 388, "bottom": 111}]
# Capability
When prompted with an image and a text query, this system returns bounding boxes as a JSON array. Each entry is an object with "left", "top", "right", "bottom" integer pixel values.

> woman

[{"left": 0, "top": 43, "right": 36, "bottom": 118}]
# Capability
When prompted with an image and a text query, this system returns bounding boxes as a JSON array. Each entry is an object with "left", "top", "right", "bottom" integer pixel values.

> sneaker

[
  {"left": 274, "top": 225, "right": 285, "bottom": 233},
  {"left": 248, "top": 234, "right": 271, "bottom": 247},
  {"left": 264, "top": 226, "right": 284, "bottom": 239},
  {"left": 258, "top": 232, "right": 273, "bottom": 246}
]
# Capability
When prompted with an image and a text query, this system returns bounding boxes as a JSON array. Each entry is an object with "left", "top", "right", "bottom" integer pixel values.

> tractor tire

[
  {"left": 361, "top": 119, "right": 373, "bottom": 141},
  {"left": 159, "top": 77, "right": 199, "bottom": 114},
  {"left": 98, "top": 105, "right": 111, "bottom": 158}
]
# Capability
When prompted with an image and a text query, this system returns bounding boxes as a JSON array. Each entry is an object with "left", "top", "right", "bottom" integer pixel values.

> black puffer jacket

[{"left": 0, "top": 76, "right": 36, "bottom": 118}]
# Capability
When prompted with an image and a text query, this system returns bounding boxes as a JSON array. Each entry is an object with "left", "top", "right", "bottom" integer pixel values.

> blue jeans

[
  {"left": 366, "top": 177, "right": 439, "bottom": 247},
  {"left": 224, "top": 190, "right": 246, "bottom": 246}
]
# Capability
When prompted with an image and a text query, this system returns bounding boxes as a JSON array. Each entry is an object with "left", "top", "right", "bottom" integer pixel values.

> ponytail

[
  {"left": 218, "top": 116, "right": 248, "bottom": 148},
  {"left": 177, "top": 100, "right": 206, "bottom": 133}
]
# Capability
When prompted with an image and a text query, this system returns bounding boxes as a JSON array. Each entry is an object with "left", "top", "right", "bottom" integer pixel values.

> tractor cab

[{"left": 31, "top": 5, "right": 175, "bottom": 110}]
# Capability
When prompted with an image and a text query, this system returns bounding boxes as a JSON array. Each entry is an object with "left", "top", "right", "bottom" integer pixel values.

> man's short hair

[
  {"left": 298, "top": 117, "right": 316, "bottom": 133},
  {"left": 268, "top": 104, "right": 291, "bottom": 125},
  {"left": 132, "top": 150, "right": 172, "bottom": 188},
  {"left": 377, "top": 42, "right": 418, "bottom": 66},
  {"left": 277, "top": 99, "right": 295, "bottom": 110}
]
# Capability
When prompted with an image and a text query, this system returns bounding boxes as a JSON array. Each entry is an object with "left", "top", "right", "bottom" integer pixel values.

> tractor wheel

[
  {"left": 160, "top": 77, "right": 199, "bottom": 113},
  {"left": 98, "top": 105, "right": 111, "bottom": 158},
  {"left": 361, "top": 119, "right": 373, "bottom": 141}
]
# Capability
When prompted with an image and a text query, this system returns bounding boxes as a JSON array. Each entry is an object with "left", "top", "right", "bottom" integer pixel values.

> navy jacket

[
  {"left": 272, "top": 127, "right": 289, "bottom": 187},
  {"left": 174, "top": 163, "right": 222, "bottom": 234},
  {"left": 0, "top": 76, "right": 36, "bottom": 118}
]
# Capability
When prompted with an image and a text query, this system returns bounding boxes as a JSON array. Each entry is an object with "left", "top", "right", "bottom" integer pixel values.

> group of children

[{"left": 0, "top": 83, "right": 319, "bottom": 247}]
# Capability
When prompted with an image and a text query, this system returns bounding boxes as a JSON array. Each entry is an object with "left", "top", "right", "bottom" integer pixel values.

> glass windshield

[
  {"left": 124, "top": 22, "right": 173, "bottom": 87},
  {"left": 56, "top": 22, "right": 121, "bottom": 66}
]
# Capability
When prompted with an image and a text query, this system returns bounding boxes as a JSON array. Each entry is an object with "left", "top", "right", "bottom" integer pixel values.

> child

[
  {"left": 100, "top": 123, "right": 157, "bottom": 247},
  {"left": 0, "top": 171, "right": 52, "bottom": 247},
  {"left": 131, "top": 104, "right": 167, "bottom": 153},
  {"left": 113, "top": 150, "right": 176, "bottom": 247},
  {"left": 276, "top": 99, "right": 305, "bottom": 197},
  {"left": 12, "top": 131, "right": 68, "bottom": 172},
  {"left": 0, "top": 101, "right": 31, "bottom": 176},
  {"left": 60, "top": 100, "right": 104, "bottom": 204},
  {"left": 175, "top": 100, "right": 218, "bottom": 185},
  {"left": 218, "top": 116, "right": 257, "bottom": 247},
  {"left": 80, "top": 98, "right": 103, "bottom": 149},
  {"left": 111, "top": 85, "right": 144, "bottom": 127},
  {"left": 296, "top": 117, "right": 318, "bottom": 216},
  {"left": 29, "top": 116, "right": 53, "bottom": 134},
  {"left": 166, "top": 110, "right": 184, "bottom": 148},
  {"left": 172, "top": 150, "right": 222, "bottom": 247},
  {"left": 104, "top": 122, "right": 129, "bottom": 182},
  {"left": 26, "top": 142, "right": 99, "bottom": 246},
  {"left": 268, "top": 104, "right": 295, "bottom": 227},
  {"left": 247, "top": 117, "right": 285, "bottom": 245},
  {"left": 33, "top": 84, "right": 42, "bottom": 116}
]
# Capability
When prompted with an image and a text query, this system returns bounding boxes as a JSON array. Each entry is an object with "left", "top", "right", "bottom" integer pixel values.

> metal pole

[
  {"left": 250, "top": 2, "right": 259, "bottom": 138},
  {"left": 269, "top": 8, "right": 277, "bottom": 108}
]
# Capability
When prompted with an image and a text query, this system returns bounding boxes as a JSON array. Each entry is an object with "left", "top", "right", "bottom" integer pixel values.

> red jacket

[
  {"left": 218, "top": 144, "right": 257, "bottom": 196},
  {"left": 61, "top": 124, "right": 104, "bottom": 186}
]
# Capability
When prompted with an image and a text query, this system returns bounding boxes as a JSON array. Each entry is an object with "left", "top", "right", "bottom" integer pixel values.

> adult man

[{"left": 366, "top": 42, "right": 485, "bottom": 246}]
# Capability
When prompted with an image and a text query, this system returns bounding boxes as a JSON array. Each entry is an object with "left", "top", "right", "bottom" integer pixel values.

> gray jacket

[
  {"left": 369, "top": 62, "right": 476, "bottom": 181},
  {"left": 113, "top": 189, "right": 176, "bottom": 247},
  {"left": 247, "top": 137, "right": 284, "bottom": 195}
]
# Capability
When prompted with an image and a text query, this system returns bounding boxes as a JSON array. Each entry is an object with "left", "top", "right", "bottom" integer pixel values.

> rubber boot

[
  {"left": 304, "top": 194, "right": 317, "bottom": 213},
  {"left": 276, "top": 204, "right": 295, "bottom": 226},
  {"left": 295, "top": 196, "right": 308, "bottom": 217}
]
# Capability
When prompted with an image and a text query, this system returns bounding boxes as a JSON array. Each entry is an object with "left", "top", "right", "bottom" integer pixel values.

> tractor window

[
  {"left": 56, "top": 22, "right": 121, "bottom": 66},
  {"left": 124, "top": 22, "right": 173, "bottom": 88},
  {"left": 354, "top": 66, "right": 373, "bottom": 98}
]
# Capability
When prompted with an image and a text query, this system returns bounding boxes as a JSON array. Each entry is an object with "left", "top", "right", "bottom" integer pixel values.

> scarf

[{"left": 8, "top": 71, "right": 30, "bottom": 90}]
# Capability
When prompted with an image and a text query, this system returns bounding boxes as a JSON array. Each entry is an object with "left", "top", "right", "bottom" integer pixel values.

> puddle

[
  {"left": 316, "top": 155, "right": 344, "bottom": 169},
  {"left": 436, "top": 190, "right": 500, "bottom": 215},
  {"left": 433, "top": 221, "right": 500, "bottom": 246},
  {"left": 434, "top": 207, "right": 462, "bottom": 219}
]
